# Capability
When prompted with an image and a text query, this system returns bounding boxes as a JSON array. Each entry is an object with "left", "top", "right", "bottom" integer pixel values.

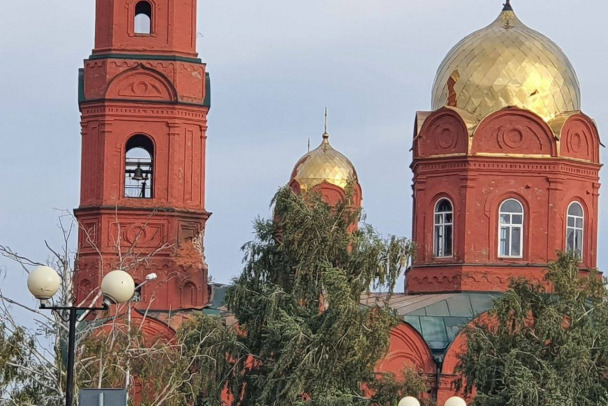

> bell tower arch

[{"left": 74, "top": 0, "right": 211, "bottom": 314}]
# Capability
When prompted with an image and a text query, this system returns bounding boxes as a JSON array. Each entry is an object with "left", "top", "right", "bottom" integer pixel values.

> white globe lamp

[
  {"left": 444, "top": 396, "right": 467, "bottom": 406},
  {"left": 398, "top": 396, "right": 421, "bottom": 406},
  {"left": 101, "top": 270, "right": 135, "bottom": 304},
  {"left": 27, "top": 266, "right": 61, "bottom": 301}
]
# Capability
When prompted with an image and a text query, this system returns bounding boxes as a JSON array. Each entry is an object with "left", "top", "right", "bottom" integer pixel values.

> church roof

[
  {"left": 431, "top": 3, "right": 580, "bottom": 122},
  {"left": 290, "top": 132, "right": 358, "bottom": 191}
]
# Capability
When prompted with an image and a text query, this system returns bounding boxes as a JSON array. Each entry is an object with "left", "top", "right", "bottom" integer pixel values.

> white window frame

[
  {"left": 566, "top": 202, "right": 584, "bottom": 260},
  {"left": 434, "top": 198, "right": 453, "bottom": 258},
  {"left": 498, "top": 199, "right": 524, "bottom": 258}
]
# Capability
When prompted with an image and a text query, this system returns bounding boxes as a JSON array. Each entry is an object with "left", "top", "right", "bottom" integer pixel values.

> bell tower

[{"left": 74, "top": 0, "right": 211, "bottom": 314}]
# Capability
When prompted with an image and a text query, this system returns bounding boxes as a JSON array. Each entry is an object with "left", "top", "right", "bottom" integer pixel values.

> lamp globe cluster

[{"left": 27, "top": 265, "right": 135, "bottom": 304}]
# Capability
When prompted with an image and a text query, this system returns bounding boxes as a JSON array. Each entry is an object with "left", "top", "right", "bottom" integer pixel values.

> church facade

[{"left": 72, "top": 0, "right": 601, "bottom": 404}]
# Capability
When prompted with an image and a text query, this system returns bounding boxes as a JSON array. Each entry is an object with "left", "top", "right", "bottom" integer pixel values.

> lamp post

[{"left": 27, "top": 266, "right": 135, "bottom": 406}]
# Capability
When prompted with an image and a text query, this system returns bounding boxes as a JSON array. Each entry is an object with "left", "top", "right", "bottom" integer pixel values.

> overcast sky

[{"left": 2, "top": 0, "right": 608, "bottom": 307}]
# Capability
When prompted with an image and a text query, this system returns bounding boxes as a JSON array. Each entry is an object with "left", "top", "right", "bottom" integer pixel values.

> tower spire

[
  {"left": 503, "top": 0, "right": 512, "bottom": 11},
  {"left": 323, "top": 107, "right": 329, "bottom": 140}
]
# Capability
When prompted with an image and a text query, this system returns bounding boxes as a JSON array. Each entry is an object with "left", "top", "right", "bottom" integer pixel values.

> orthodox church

[
  {"left": 72, "top": 0, "right": 601, "bottom": 404},
  {"left": 363, "top": 2, "right": 600, "bottom": 403}
]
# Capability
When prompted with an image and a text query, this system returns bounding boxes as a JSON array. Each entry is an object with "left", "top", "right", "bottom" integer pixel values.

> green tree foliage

[
  {"left": 1, "top": 224, "right": 77, "bottom": 406},
  {"left": 177, "top": 313, "right": 246, "bottom": 406},
  {"left": 459, "top": 253, "right": 608, "bottom": 405},
  {"left": 226, "top": 187, "right": 423, "bottom": 405},
  {"left": 0, "top": 321, "right": 61, "bottom": 405}
]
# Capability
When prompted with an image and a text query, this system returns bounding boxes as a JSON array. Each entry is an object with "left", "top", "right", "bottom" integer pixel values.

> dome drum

[{"left": 413, "top": 106, "right": 600, "bottom": 163}]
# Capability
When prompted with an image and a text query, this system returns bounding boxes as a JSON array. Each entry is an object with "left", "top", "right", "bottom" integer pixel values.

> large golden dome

[
  {"left": 290, "top": 132, "right": 357, "bottom": 191},
  {"left": 431, "top": 4, "right": 580, "bottom": 122}
]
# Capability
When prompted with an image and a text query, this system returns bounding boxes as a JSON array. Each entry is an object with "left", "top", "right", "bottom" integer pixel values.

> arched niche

[
  {"left": 106, "top": 64, "right": 177, "bottom": 102},
  {"left": 472, "top": 108, "right": 557, "bottom": 156},
  {"left": 415, "top": 108, "right": 469, "bottom": 158},
  {"left": 375, "top": 321, "right": 437, "bottom": 377},
  {"left": 181, "top": 281, "right": 199, "bottom": 308},
  {"left": 313, "top": 181, "right": 362, "bottom": 208},
  {"left": 559, "top": 113, "right": 600, "bottom": 163}
]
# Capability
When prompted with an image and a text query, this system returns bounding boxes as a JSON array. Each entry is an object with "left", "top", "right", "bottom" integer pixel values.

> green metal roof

[{"left": 363, "top": 292, "right": 502, "bottom": 360}]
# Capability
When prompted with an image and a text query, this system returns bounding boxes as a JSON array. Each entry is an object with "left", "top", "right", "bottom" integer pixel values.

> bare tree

[
  {"left": 0, "top": 212, "right": 230, "bottom": 405},
  {"left": 0, "top": 213, "right": 81, "bottom": 405}
]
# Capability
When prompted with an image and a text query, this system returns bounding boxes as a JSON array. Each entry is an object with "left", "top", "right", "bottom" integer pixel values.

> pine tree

[
  {"left": 458, "top": 253, "right": 608, "bottom": 406},
  {"left": 226, "top": 186, "right": 424, "bottom": 405}
]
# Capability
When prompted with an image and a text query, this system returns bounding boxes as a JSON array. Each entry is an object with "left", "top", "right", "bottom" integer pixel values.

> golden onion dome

[
  {"left": 431, "top": 3, "right": 580, "bottom": 122},
  {"left": 290, "top": 132, "right": 357, "bottom": 191}
]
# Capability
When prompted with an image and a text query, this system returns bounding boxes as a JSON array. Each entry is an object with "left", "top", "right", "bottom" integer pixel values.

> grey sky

[{"left": 1, "top": 0, "right": 608, "bottom": 308}]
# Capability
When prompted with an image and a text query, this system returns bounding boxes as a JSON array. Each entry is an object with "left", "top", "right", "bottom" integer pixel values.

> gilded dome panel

[
  {"left": 432, "top": 8, "right": 580, "bottom": 122},
  {"left": 291, "top": 135, "right": 357, "bottom": 191}
]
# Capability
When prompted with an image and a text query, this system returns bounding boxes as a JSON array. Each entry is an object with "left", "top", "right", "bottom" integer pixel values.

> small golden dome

[
  {"left": 291, "top": 132, "right": 357, "bottom": 191},
  {"left": 432, "top": 4, "right": 580, "bottom": 122}
]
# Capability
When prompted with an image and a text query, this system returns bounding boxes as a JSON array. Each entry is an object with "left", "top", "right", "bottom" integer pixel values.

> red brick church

[
  {"left": 367, "top": 2, "right": 600, "bottom": 403},
  {"left": 72, "top": 0, "right": 601, "bottom": 404}
]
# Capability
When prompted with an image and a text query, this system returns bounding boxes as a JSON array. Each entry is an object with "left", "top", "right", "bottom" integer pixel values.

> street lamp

[
  {"left": 27, "top": 266, "right": 135, "bottom": 406},
  {"left": 444, "top": 396, "right": 467, "bottom": 406},
  {"left": 398, "top": 396, "right": 421, "bottom": 406}
]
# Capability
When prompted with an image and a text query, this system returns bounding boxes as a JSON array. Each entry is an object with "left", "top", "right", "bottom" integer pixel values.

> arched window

[
  {"left": 434, "top": 198, "right": 453, "bottom": 257},
  {"left": 181, "top": 282, "right": 197, "bottom": 308},
  {"left": 125, "top": 135, "right": 154, "bottom": 198},
  {"left": 134, "top": 1, "right": 152, "bottom": 34},
  {"left": 498, "top": 199, "right": 524, "bottom": 258},
  {"left": 566, "top": 202, "right": 584, "bottom": 259}
]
